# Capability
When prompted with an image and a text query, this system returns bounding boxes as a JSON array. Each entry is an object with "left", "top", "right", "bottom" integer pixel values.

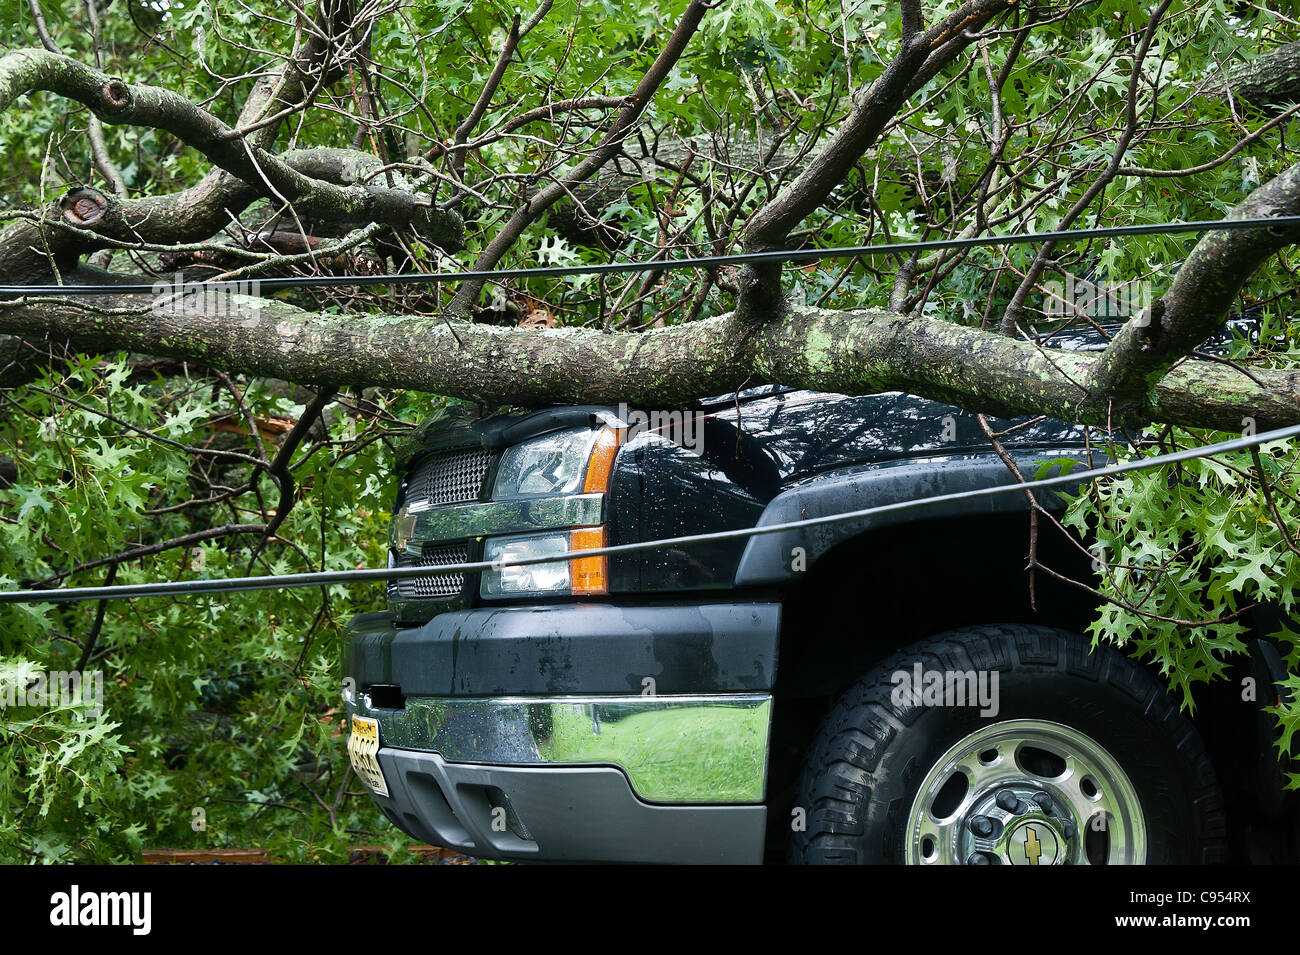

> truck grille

[
  {"left": 405, "top": 446, "right": 495, "bottom": 507},
  {"left": 389, "top": 544, "right": 471, "bottom": 600}
]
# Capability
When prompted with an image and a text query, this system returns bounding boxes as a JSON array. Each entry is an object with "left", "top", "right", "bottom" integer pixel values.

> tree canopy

[{"left": 0, "top": 0, "right": 1298, "bottom": 861}]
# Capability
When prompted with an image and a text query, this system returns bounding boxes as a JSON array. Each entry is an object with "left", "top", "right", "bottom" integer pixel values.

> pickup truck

[{"left": 342, "top": 335, "right": 1294, "bottom": 865}]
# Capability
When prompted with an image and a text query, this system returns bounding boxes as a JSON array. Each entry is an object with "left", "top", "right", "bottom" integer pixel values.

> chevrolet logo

[
  {"left": 1024, "top": 826, "right": 1042, "bottom": 866},
  {"left": 1008, "top": 818, "right": 1059, "bottom": 865},
  {"left": 390, "top": 505, "right": 418, "bottom": 552}
]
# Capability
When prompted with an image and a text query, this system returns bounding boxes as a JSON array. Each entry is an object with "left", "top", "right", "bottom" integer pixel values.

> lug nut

[
  {"left": 1034, "top": 791, "right": 1054, "bottom": 814},
  {"left": 968, "top": 814, "right": 994, "bottom": 837},
  {"left": 995, "top": 789, "right": 1022, "bottom": 813},
  {"left": 966, "top": 852, "right": 991, "bottom": 865},
  {"left": 1061, "top": 819, "right": 1077, "bottom": 839}
]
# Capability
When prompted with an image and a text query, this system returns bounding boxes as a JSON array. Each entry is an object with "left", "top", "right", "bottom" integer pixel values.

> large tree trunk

[{"left": 1, "top": 291, "right": 1295, "bottom": 433}]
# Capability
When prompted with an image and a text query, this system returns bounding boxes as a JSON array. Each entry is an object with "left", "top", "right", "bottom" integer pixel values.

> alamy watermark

[
  {"left": 616, "top": 402, "right": 705, "bottom": 455},
  {"left": 1042, "top": 272, "right": 1152, "bottom": 320},
  {"left": 151, "top": 271, "right": 261, "bottom": 320},
  {"left": 891, "top": 663, "right": 1000, "bottom": 717},
  {"left": 0, "top": 668, "right": 104, "bottom": 719},
  {"left": 50, "top": 885, "right": 151, "bottom": 935}
]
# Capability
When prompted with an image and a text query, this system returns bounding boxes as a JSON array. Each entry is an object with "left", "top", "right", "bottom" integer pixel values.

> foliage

[
  {"left": 1055, "top": 315, "right": 1300, "bottom": 781},
  {"left": 0, "top": 355, "right": 442, "bottom": 861}
]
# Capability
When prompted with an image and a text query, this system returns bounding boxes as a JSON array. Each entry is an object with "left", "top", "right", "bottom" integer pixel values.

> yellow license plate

[{"left": 347, "top": 715, "right": 390, "bottom": 797}]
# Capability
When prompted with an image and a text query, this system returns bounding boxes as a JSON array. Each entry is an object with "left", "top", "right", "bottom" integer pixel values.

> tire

[{"left": 788, "top": 624, "right": 1226, "bottom": 865}]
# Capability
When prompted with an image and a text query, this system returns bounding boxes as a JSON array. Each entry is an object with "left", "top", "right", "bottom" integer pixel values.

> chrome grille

[
  {"left": 405, "top": 446, "right": 494, "bottom": 507},
  {"left": 388, "top": 543, "right": 470, "bottom": 600}
]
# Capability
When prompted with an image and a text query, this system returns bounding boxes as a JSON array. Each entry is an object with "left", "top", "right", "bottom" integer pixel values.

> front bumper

[
  {"left": 365, "top": 746, "right": 767, "bottom": 863},
  {"left": 344, "top": 602, "right": 780, "bottom": 862},
  {"left": 351, "top": 692, "right": 770, "bottom": 863},
  {"left": 346, "top": 601, "right": 781, "bottom": 696}
]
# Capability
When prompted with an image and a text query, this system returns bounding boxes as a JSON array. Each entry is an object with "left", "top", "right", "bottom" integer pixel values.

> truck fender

[{"left": 734, "top": 450, "right": 1095, "bottom": 586}]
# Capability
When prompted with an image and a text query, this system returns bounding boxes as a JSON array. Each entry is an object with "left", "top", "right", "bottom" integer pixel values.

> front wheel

[{"left": 789, "top": 624, "right": 1226, "bottom": 864}]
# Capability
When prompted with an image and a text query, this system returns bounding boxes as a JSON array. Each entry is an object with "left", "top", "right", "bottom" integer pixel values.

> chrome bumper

[{"left": 349, "top": 692, "right": 772, "bottom": 804}]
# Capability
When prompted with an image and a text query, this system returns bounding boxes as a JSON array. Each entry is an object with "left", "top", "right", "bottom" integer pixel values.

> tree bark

[
  {"left": 1, "top": 293, "right": 1294, "bottom": 433},
  {"left": 1089, "top": 160, "right": 1300, "bottom": 420},
  {"left": 0, "top": 50, "right": 464, "bottom": 282},
  {"left": 0, "top": 146, "right": 463, "bottom": 285},
  {"left": 1225, "top": 40, "right": 1300, "bottom": 109}
]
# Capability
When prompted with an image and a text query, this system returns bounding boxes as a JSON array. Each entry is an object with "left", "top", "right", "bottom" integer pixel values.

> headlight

[
  {"left": 481, "top": 527, "right": 608, "bottom": 597},
  {"left": 482, "top": 533, "right": 572, "bottom": 596},
  {"left": 492, "top": 429, "right": 602, "bottom": 499},
  {"left": 483, "top": 424, "right": 620, "bottom": 598}
]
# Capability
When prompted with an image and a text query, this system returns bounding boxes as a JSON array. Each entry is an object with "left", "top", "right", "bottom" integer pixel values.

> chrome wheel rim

[{"left": 904, "top": 719, "right": 1146, "bottom": 865}]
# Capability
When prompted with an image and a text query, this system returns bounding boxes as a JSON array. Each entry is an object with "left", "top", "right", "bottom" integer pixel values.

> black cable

[
  {"left": 3, "top": 422, "right": 1297, "bottom": 605},
  {"left": 3, "top": 215, "right": 1299, "bottom": 297}
]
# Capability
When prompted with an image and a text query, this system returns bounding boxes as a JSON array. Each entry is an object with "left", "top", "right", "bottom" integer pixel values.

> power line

[
  {"left": 2, "top": 215, "right": 1299, "bottom": 297},
  {"left": 3, "top": 422, "right": 1297, "bottom": 605}
]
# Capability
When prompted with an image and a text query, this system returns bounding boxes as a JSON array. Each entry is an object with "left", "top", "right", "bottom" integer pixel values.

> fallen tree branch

[
  {"left": 1224, "top": 38, "right": 1300, "bottom": 109},
  {"left": 0, "top": 292, "right": 1295, "bottom": 434},
  {"left": 744, "top": 0, "right": 1014, "bottom": 253},
  {"left": 0, "top": 49, "right": 463, "bottom": 256},
  {"left": 446, "top": 0, "right": 712, "bottom": 315},
  {"left": 0, "top": 148, "right": 463, "bottom": 284},
  {"left": 1089, "top": 159, "right": 1300, "bottom": 420}
]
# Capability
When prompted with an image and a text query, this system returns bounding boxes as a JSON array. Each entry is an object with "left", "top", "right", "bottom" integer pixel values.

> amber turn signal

[
  {"left": 582, "top": 426, "right": 623, "bottom": 493},
  {"left": 569, "top": 526, "right": 607, "bottom": 595}
]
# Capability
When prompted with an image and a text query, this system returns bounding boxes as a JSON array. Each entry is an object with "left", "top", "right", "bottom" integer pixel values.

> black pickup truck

[{"left": 342, "top": 333, "right": 1295, "bottom": 865}]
